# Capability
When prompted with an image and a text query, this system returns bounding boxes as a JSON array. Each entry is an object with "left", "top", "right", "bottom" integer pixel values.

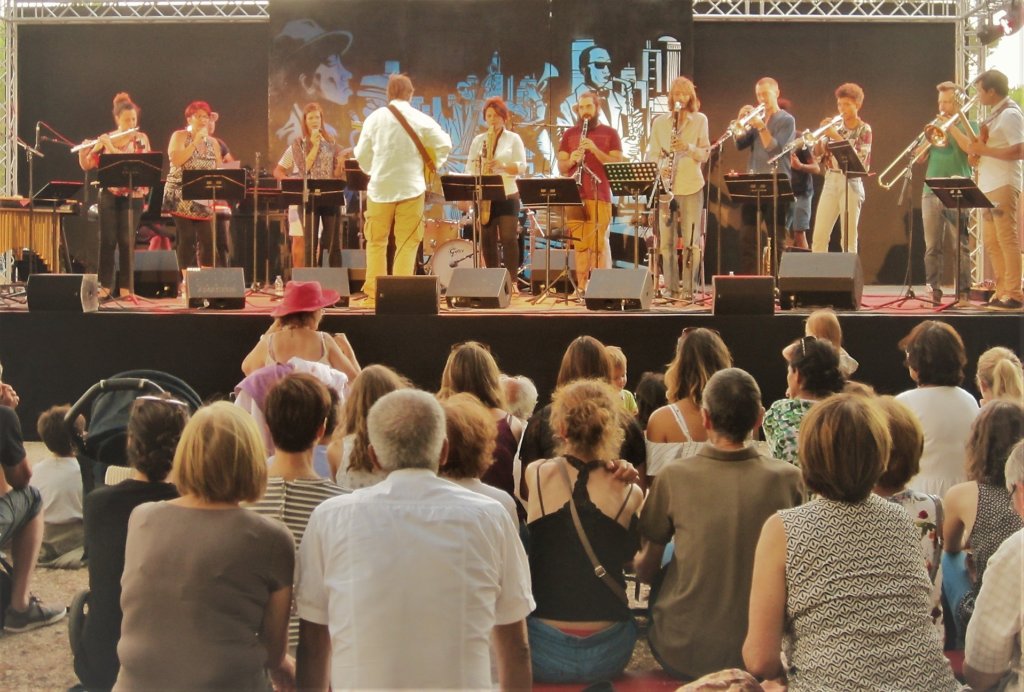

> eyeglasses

[
  {"left": 800, "top": 335, "right": 816, "bottom": 357},
  {"left": 591, "top": 62, "right": 611, "bottom": 69},
  {"left": 137, "top": 394, "right": 189, "bottom": 408}
]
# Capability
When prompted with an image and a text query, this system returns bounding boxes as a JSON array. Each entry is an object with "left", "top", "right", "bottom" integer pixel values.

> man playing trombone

[
  {"left": 920, "top": 82, "right": 975, "bottom": 302},
  {"left": 947, "top": 69, "right": 1024, "bottom": 310},
  {"left": 735, "top": 77, "right": 795, "bottom": 275}
]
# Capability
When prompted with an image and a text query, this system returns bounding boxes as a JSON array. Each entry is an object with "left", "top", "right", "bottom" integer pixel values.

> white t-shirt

[
  {"left": 31, "top": 456, "right": 83, "bottom": 524},
  {"left": 896, "top": 386, "right": 979, "bottom": 497},
  {"left": 977, "top": 98, "right": 1024, "bottom": 194},
  {"left": 965, "top": 528, "right": 1023, "bottom": 691},
  {"left": 297, "top": 468, "right": 534, "bottom": 690},
  {"left": 450, "top": 476, "right": 519, "bottom": 527}
]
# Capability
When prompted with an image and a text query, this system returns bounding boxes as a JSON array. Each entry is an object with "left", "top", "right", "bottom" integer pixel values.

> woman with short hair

[
  {"left": 744, "top": 394, "right": 958, "bottom": 690},
  {"left": 114, "top": 403, "right": 295, "bottom": 691}
]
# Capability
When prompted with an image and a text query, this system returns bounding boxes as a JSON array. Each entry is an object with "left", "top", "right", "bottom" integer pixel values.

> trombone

[
  {"left": 768, "top": 114, "right": 843, "bottom": 165},
  {"left": 877, "top": 86, "right": 978, "bottom": 189}
]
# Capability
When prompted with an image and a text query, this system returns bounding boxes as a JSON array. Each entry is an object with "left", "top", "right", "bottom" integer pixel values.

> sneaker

[{"left": 4, "top": 595, "right": 67, "bottom": 633}]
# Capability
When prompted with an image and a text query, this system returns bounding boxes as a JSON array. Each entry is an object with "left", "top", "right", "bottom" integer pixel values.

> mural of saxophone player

[{"left": 558, "top": 43, "right": 643, "bottom": 161}]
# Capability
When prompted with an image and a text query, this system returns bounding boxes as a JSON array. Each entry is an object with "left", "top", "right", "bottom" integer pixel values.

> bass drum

[
  {"left": 428, "top": 239, "right": 476, "bottom": 288},
  {"left": 423, "top": 219, "right": 460, "bottom": 255}
]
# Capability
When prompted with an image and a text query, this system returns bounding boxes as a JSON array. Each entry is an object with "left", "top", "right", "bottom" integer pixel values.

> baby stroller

[{"left": 64, "top": 369, "right": 202, "bottom": 491}]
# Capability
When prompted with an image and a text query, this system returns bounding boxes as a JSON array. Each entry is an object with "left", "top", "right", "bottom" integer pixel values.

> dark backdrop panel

[
  {"left": 18, "top": 23, "right": 269, "bottom": 187},
  {"left": 693, "top": 22, "right": 954, "bottom": 283}
]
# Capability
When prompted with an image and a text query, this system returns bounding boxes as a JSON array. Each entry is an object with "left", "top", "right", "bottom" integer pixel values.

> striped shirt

[{"left": 246, "top": 477, "right": 348, "bottom": 649}]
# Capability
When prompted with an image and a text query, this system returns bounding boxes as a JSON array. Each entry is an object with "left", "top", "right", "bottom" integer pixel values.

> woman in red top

[{"left": 78, "top": 92, "right": 152, "bottom": 299}]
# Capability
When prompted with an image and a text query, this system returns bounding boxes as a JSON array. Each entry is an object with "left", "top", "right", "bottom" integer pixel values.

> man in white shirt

[
  {"left": 964, "top": 446, "right": 1024, "bottom": 690},
  {"left": 295, "top": 389, "right": 534, "bottom": 690},
  {"left": 353, "top": 74, "right": 452, "bottom": 305},
  {"left": 950, "top": 69, "right": 1024, "bottom": 309}
]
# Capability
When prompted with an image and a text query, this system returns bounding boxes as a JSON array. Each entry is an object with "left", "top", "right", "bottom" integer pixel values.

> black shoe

[
  {"left": 931, "top": 289, "right": 943, "bottom": 303},
  {"left": 990, "top": 297, "right": 1023, "bottom": 310}
]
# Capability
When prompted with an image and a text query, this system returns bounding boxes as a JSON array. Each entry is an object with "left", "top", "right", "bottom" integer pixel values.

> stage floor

[{"left": 1, "top": 282, "right": 1021, "bottom": 442}]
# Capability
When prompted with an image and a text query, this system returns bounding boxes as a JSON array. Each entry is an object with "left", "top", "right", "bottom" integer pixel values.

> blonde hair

[
  {"left": 550, "top": 379, "right": 625, "bottom": 461},
  {"left": 664, "top": 328, "right": 732, "bottom": 404},
  {"left": 805, "top": 309, "right": 843, "bottom": 349},
  {"left": 605, "top": 345, "right": 627, "bottom": 371},
  {"left": 670, "top": 76, "right": 701, "bottom": 112},
  {"left": 977, "top": 346, "right": 1024, "bottom": 404},
  {"left": 172, "top": 402, "right": 266, "bottom": 504},
  {"left": 339, "top": 365, "right": 410, "bottom": 473},
  {"left": 439, "top": 393, "right": 497, "bottom": 480},
  {"left": 439, "top": 341, "right": 505, "bottom": 409}
]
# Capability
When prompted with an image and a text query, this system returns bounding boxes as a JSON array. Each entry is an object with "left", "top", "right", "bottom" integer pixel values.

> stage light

[{"left": 978, "top": 0, "right": 1022, "bottom": 45}]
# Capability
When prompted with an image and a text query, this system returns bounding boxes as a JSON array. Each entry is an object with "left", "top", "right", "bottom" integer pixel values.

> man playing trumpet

[
  {"left": 646, "top": 77, "right": 709, "bottom": 299},
  {"left": 557, "top": 91, "right": 624, "bottom": 291},
  {"left": 919, "top": 82, "right": 975, "bottom": 302},
  {"left": 735, "top": 77, "right": 795, "bottom": 275}
]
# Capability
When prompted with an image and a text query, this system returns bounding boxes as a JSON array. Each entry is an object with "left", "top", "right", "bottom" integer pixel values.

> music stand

[
  {"left": 98, "top": 153, "right": 163, "bottom": 289},
  {"left": 516, "top": 177, "right": 582, "bottom": 305},
  {"left": 33, "top": 181, "right": 83, "bottom": 273},
  {"left": 927, "top": 177, "right": 992, "bottom": 309},
  {"left": 344, "top": 160, "right": 369, "bottom": 250},
  {"left": 605, "top": 161, "right": 657, "bottom": 269},
  {"left": 241, "top": 180, "right": 286, "bottom": 291},
  {"left": 441, "top": 174, "right": 506, "bottom": 269},
  {"left": 280, "top": 178, "right": 346, "bottom": 267},
  {"left": 826, "top": 140, "right": 868, "bottom": 253},
  {"left": 725, "top": 173, "right": 793, "bottom": 277},
  {"left": 182, "top": 168, "right": 247, "bottom": 269}
]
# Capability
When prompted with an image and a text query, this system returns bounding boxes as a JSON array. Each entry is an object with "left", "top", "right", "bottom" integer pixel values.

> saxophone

[
  {"left": 479, "top": 127, "right": 495, "bottom": 225},
  {"left": 659, "top": 107, "right": 680, "bottom": 200}
]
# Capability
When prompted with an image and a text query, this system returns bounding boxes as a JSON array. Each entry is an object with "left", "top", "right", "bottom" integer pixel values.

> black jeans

[
  {"left": 300, "top": 204, "right": 342, "bottom": 267},
  {"left": 480, "top": 195, "right": 521, "bottom": 271},
  {"left": 98, "top": 191, "right": 142, "bottom": 291}
]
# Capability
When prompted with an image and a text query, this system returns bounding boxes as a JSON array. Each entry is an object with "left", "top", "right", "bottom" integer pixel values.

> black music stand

[
  {"left": 33, "top": 181, "right": 83, "bottom": 273},
  {"left": 344, "top": 160, "right": 369, "bottom": 249},
  {"left": 98, "top": 153, "right": 163, "bottom": 289},
  {"left": 927, "top": 177, "right": 992, "bottom": 309},
  {"left": 280, "top": 178, "right": 346, "bottom": 267},
  {"left": 725, "top": 173, "right": 793, "bottom": 277},
  {"left": 517, "top": 177, "right": 583, "bottom": 305},
  {"left": 182, "top": 168, "right": 246, "bottom": 269},
  {"left": 605, "top": 161, "right": 657, "bottom": 269},
  {"left": 826, "top": 140, "right": 868, "bottom": 253},
  {"left": 242, "top": 181, "right": 286, "bottom": 291},
  {"left": 441, "top": 173, "right": 506, "bottom": 269}
]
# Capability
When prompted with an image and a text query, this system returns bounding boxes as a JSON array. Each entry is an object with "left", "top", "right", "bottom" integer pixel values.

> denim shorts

[
  {"left": 788, "top": 191, "right": 812, "bottom": 231},
  {"left": 0, "top": 485, "right": 42, "bottom": 547},
  {"left": 527, "top": 616, "right": 638, "bottom": 684}
]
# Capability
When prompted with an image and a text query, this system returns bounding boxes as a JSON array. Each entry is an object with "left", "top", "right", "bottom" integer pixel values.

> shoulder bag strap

[
  {"left": 387, "top": 104, "right": 436, "bottom": 173},
  {"left": 555, "top": 459, "right": 629, "bottom": 607}
]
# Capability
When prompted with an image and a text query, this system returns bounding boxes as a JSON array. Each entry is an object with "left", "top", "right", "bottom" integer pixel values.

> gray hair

[
  {"left": 1006, "top": 440, "right": 1024, "bottom": 491},
  {"left": 501, "top": 374, "right": 538, "bottom": 420},
  {"left": 702, "top": 368, "right": 763, "bottom": 443},
  {"left": 367, "top": 389, "right": 446, "bottom": 472}
]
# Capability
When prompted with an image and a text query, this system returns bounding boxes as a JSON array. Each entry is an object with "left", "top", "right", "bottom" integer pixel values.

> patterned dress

[
  {"left": 778, "top": 495, "right": 958, "bottom": 690},
  {"left": 957, "top": 482, "right": 1024, "bottom": 629},
  {"left": 884, "top": 489, "right": 945, "bottom": 642},
  {"left": 162, "top": 132, "right": 218, "bottom": 220},
  {"left": 762, "top": 398, "right": 815, "bottom": 466}
]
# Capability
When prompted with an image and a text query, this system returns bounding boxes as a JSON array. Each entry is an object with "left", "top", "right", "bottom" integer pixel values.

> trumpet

[
  {"left": 768, "top": 114, "right": 843, "bottom": 165},
  {"left": 728, "top": 104, "right": 766, "bottom": 139},
  {"left": 923, "top": 93, "right": 980, "bottom": 147},
  {"left": 71, "top": 128, "right": 139, "bottom": 153}
]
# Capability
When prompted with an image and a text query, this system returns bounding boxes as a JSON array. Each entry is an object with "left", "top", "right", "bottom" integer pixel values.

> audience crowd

[{"left": 2, "top": 299, "right": 1024, "bottom": 691}]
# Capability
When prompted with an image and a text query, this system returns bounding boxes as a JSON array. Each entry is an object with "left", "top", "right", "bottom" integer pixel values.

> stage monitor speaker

[
  {"left": 185, "top": 268, "right": 246, "bottom": 309},
  {"left": 26, "top": 274, "right": 99, "bottom": 313},
  {"left": 133, "top": 250, "right": 179, "bottom": 298},
  {"left": 712, "top": 275, "right": 775, "bottom": 315},
  {"left": 584, "top": 268, "right": 653, "bottom": 311},
  {"left": 291, "top": 267, "right": 351, "bottom": 307},
  {"left": 375, "top": 276, "right": 439, "bottom": 315},
  {"left": 445, "top": 268, "right": 512, "bottom": 309},
  {"left": 340, "top": 249, "right": 366, "bottom": 291},
  {"left": 530, "top": 248, "right": 576, "bottom": 295},
  {"left": 778, "top": 252, "right": 863, "bottom": 310}
]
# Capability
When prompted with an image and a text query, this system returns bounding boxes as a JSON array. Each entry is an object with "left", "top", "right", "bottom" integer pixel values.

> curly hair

[
  {"left": 127, "top": 395, "right": 190, "bottom": 482},
  {"left": 550, "top": 379, "right": 625, "bottom": 461},
  {"left": 966, "top": 400, "right": 1024, "bottom": 487},
  {"left": 787, "top": 336, "right": 846, "bottom": 398}
]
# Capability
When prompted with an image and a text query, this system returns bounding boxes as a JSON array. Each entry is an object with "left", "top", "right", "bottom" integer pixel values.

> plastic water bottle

[{"left": 274, "top": 275, "right": 284, "bottom": 297}]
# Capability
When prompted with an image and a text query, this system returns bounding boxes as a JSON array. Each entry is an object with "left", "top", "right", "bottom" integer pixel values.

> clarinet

[{"left": 573, "top": 117, "right": 589, "bottom": 186}]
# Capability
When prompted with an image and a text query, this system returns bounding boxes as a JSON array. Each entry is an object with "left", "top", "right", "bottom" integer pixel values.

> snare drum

[
  {"left": 427, "top": 239, "right": 476, "bottom": 288},
  {"left": 423, "top": 219, "right": 459, "bottom": 253}
]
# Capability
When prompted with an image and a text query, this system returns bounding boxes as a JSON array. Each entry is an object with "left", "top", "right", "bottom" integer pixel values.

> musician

[
  {"left": 920, "top": 82, "right": 974, "bottom": 302},
  {"left": 465, "top": 97, "right": 527, "bottom": 274},
  {"left": 810, "top": 83, "right": 872, "bottom": 254},
  {"left": 274, "top": 102, "right": 347, "bottom": 268},
  {"left": 949, "top": 69, "right": 1024, "bottom": 310},
  {"left": 557, "top": 90, "right": 624, "bottom": 291},
  {"left": 735, "top": 77, "right": 795, "bottom": 274},
  {"left": 645, "top": 77, "right": 709, "bottom": 299},
  {"left": 354, "top": 74, "right": 451, "bottom": 306},
  {"left": 163, "top": 101, "right": 224, "bottom": 273},
  {"left": 77, "top": 92, "right": 152, "bottom": 299},
  {"left": 779, "top": 98, "right": 820, "bottom": 251}
]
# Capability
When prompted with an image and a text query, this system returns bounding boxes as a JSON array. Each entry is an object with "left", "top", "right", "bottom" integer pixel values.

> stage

[{"left": 1, "top": 283, "right": 1021, "bottom": 439}]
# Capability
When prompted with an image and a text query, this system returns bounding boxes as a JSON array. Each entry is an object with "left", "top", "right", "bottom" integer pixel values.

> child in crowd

[
  {"left": 606, "top": 345, "right": 639, "bottom": 416},
  {"left": 805, "top": 308, "right": 858, "bottom": 377},
  {"left": 34, "top": 405, "right": 84, "bottom": 564}
]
